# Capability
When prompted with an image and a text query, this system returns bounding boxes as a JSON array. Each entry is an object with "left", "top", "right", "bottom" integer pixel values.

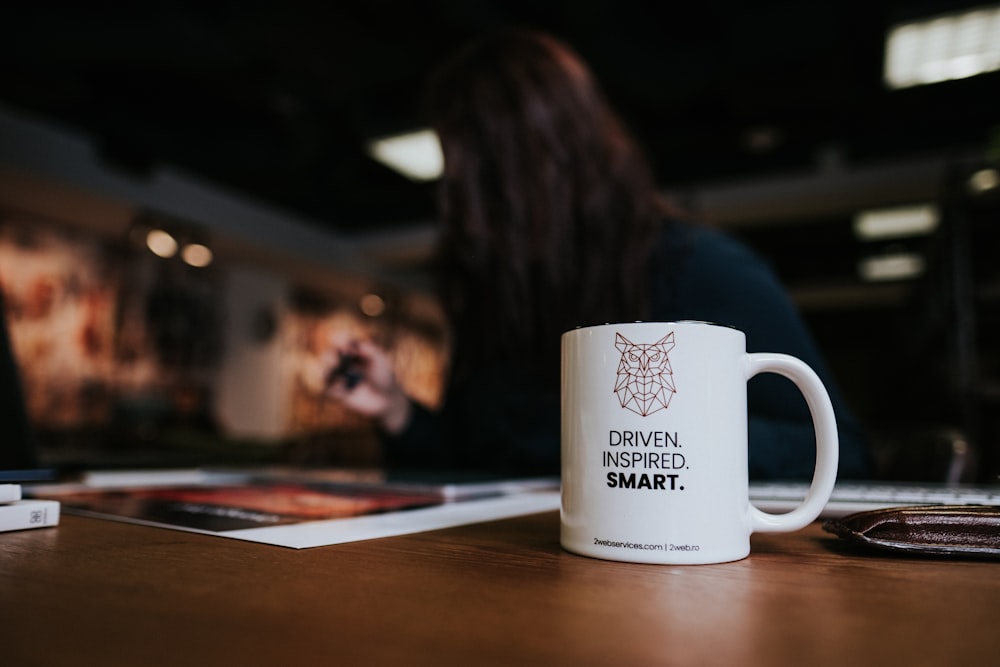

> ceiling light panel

[
  {"left": 858, "top": 253, "right": 927, "bottom": 282},
  {"left": 366, "top": 129, "right": 443, "bottom": 182},
  {"left": 853, "top": 204, "right": 940, "bottom": 240},
  {"left": 884, "top": 5, "right": 1000, "bottom": 89}
]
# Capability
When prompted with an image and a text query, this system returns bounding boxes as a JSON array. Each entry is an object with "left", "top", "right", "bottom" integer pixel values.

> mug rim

[{"left": 563, "top": 320, "right": 737, "bottom": 335}]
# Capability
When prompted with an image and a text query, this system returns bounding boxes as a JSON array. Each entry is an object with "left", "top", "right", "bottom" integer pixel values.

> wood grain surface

[{"left": 2, "top": 512, "right": 998, "bottom": 666}]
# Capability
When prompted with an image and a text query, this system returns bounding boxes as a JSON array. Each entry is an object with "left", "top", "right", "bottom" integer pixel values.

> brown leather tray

[{"left": 823, "top": 505, "right": 1000, "bottom": 558}]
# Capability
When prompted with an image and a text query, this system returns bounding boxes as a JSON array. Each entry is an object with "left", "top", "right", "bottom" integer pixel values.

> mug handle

[{"left": 744, "top": 353, "right": 839, "bottom": 532}]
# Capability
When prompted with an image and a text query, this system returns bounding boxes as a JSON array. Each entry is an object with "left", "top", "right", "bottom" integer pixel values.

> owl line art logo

[{"left": 614, "top": 332, "right": 676, "bottom": 416}]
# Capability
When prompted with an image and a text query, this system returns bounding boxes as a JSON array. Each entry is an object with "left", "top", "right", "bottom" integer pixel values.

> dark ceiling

[{"left": 1, "top": 0, "right": 997, "bottom": 236}]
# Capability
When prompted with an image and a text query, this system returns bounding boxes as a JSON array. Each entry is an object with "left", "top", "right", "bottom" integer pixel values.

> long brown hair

[{"left": 424, "top": 29, "right": 671, "bottom": 381}]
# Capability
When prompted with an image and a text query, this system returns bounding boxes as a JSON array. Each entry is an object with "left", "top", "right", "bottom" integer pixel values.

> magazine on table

[{"left": 25, "top": 468, "right": 560, "bottom": 549}]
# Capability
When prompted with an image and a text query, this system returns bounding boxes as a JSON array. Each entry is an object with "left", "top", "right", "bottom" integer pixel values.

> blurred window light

[
  {"left": 853, "top": 204, "right": 940, "bottom": 240},
  {"left": 858, "top": 253, "right": 927, "bottom": 282},
  {"left": 884, "top": 5, "right": 1000, "bottom": 89},
  {"left": 366, "top": 128, "right": 443, "bottom": 181},
  {"left": 181, "top": 243, "right": 214, "bottom": 267},
  {"left": 968, "top": 167, "right": 1000, "bottom": 193},
  {"left": 146, "top": 229, "right": 178, "bottom": 258}
]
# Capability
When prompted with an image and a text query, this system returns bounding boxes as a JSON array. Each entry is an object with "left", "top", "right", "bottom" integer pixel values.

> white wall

[{"left": 214, "top": 265, "right": 291, "bottom": 440}]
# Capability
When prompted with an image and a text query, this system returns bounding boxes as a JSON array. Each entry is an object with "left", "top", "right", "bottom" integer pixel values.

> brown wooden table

[{"left": 2, "top": 511, "right": 998, "bottom": 666}]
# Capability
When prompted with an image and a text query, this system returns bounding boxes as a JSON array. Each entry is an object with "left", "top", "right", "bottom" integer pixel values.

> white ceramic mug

[{"left": 561, "top": 321, "right": 839, "bottom": 564}]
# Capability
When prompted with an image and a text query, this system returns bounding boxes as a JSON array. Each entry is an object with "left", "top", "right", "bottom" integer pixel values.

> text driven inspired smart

[{"left": 604, "top": 430, "right": 687, "bottom": 491}]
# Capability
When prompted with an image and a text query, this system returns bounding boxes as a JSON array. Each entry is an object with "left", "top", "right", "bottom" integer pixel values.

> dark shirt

[{"left": 386, "top": 222, "right": 872, "bottom": 480}]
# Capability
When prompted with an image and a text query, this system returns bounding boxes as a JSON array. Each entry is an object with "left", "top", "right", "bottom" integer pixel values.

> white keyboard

[{"left": 749, "top": 480, "right": 1000, "bottom": 518}]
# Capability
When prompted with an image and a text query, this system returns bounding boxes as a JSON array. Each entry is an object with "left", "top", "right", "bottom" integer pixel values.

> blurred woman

[{"left": 325, "top": 29, "right": 870, "bottom": 479}]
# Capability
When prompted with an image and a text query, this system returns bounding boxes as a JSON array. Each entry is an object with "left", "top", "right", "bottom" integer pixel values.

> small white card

[{"left": 0, "top": 484, "right": 23, "bottom": 504}]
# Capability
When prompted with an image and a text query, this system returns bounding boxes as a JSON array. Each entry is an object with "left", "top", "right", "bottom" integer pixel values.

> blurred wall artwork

[
  {"left": 0, "top": 218, "right": 121, "bottom": 430},
  {"left": 0, "top": 211, "right": 448, "bottom": 462}
]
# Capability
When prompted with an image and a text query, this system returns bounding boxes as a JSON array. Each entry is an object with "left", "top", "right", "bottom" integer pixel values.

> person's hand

[{"left": 321, "top": 336, "right": 412, "bottom": 434}]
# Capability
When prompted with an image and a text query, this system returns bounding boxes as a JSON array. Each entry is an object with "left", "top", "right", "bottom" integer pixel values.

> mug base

[{"left": 560, "top": 538, "right": 750, "bottom": 565}]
